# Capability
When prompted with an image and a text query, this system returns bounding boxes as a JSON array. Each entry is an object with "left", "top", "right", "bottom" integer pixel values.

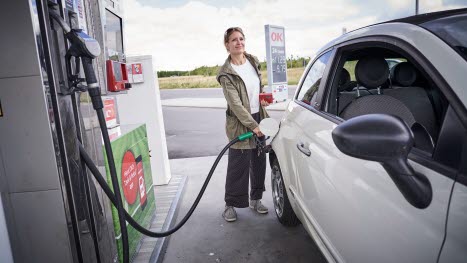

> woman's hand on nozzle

[{"left": 253, "top": 127, "right": 264, "bottom": 137}]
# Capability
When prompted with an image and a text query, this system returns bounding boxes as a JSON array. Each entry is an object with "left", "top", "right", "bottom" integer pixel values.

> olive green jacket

[{"left": 216, "top": 52, "right": 270, "bottom": 149}]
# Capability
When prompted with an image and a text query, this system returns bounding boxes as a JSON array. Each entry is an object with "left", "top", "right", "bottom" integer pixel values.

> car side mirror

[
  {"left": 332, "top": 114, "right": 432, "bottom": 209},
  {"left": 259, "top": 118, "right": 279, "bottom": 138}
]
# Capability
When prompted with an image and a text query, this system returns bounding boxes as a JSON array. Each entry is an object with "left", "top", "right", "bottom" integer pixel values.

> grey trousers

[{"left": 225, "top": 113, "right": 266, "bottom": 208}]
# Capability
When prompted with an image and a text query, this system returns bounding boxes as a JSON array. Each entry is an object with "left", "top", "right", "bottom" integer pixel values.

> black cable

[
  {"left": 79, "top": 137, "right": 239, "bottom": 237},
  {"left": 95, "top": 108, "right": 130, "bottom": 263}
]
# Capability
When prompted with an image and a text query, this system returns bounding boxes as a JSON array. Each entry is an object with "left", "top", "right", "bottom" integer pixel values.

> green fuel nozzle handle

[{"left": 238, "top": 132, "right": 254, "bottom": 141}]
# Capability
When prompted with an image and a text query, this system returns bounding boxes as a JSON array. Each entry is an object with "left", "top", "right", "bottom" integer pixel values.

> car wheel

[{"left": 271, "top": 158, "right": 300, "bottom": 226}]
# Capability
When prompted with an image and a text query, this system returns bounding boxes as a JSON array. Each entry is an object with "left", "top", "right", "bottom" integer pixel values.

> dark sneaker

[
  {"left": 222, "top": 205, "right": 237, "bottom": 222},
  {"left": 249, "top": 199, "right": 269, "bottom": 214}
]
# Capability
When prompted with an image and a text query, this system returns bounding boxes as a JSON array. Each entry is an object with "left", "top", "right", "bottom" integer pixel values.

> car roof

[
  {"left": 384, "top": 7, "right": 467, "bottom": 25},
  {"left": 315, "top": 8, "right": 467, "bottom": 55}
]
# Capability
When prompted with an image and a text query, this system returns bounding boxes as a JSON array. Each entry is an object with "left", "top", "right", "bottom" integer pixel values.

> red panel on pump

[{"left": 106, "top": 60, "right": 130, "bottom": 92}]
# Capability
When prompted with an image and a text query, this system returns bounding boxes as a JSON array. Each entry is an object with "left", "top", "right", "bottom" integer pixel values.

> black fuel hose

[
  {"left": 93, "top": 106, "right": 130, "bottom": 263},
  {"left": 49, "top": 9, "right": 71, "bottom": 33},
  {"left": 79, "top": 132, "right": 250, "bottom": 237}
]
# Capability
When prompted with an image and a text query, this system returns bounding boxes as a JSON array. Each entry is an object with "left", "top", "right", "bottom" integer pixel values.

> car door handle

[{"left": 296, "top": 142, "right": 311, "bottom": 156}]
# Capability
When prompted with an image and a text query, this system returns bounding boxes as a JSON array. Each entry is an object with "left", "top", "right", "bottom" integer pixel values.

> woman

[{"left": 216, "top": 27, "right": 270, "bottom": 222}]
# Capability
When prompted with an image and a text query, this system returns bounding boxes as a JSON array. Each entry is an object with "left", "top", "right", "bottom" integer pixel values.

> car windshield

[{"left": 420, "top": 13, "right": 467, "bottom": 62}]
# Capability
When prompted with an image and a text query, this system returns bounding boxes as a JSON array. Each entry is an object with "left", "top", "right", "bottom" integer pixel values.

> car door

[
  {"left": 436, "top": 106, "right": 467, "bottom": 263},
  {"left": 288, "top": 39, "right": 460, "bottom": 263},
  {"left": 276, "top": 50, "right": 334, "bottom": 202}
]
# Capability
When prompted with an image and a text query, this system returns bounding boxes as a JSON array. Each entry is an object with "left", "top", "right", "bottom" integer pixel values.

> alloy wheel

[{"left": 272, "top": 165, "right": 284, "bottom": 217}]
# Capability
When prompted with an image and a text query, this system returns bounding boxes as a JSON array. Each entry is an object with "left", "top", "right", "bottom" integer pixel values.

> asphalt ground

[{"left": 161, "top": 156, "right": 326, "bottom": 263}]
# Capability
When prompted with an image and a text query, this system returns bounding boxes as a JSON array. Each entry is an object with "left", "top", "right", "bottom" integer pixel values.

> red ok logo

[{"left": 271, "top": 32, "right": 283, "bottom": 42}]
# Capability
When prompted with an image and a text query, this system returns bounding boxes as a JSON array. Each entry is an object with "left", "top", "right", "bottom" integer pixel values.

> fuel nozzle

[
  {"left": 49, "top": 10, "right": 102, "bottom": 109},
  {"left": 256, "top": 118, "right": 280, "bottom": 155},
  {"left": 237, "top": 131, "right": 271, "bottom": 155},
  {"left": 49, "top": 10, "right": 101, "bottom": 59},
  {"left": 254, "top": 135, "right": 272, "bottom": 155}
]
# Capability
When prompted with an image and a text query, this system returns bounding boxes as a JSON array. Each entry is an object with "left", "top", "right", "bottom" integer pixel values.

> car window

[
  {"left": 324, "top": 45, "right": 450, "bottom": 157},
  {"left": 296, "top": 51, "right": 332, "bottom": 106},
  {"left": 344, "top": 59, "right": 406, "bottom": 82}
]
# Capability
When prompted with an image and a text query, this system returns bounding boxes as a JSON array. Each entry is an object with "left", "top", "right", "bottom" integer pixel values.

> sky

[{"left": 122, "top": 0, "right": 466, "bottom": 71}]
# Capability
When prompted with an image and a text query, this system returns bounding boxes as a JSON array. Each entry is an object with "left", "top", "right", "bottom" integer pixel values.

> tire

[{"left": 271, "top": 158, "right": 300, "bottom": 226}]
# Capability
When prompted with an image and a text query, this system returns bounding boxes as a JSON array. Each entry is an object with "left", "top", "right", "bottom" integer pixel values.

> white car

[{"left": 269, "top": 8, "right": 467, "bottom": 263}]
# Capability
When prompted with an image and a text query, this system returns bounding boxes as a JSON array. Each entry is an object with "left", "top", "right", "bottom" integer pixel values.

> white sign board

[
  {"left": 132, "top": 63, "right": 144, "bottom": 83},
  {"left": 265, "top": 25, "right": 288, "bottom": 102},
  {"left": 103, "top": 96, "right": 118, "bottom": 128}
]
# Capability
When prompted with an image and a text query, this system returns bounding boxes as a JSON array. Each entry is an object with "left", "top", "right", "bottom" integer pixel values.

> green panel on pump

[{"left": 103, "top": 124, "right": 156, "bottom": 262}]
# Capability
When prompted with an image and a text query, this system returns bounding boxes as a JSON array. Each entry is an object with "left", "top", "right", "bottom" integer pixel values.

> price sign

[
  {"left": 265, "top": 25, "right": 288, "bottom": 102},
  {"left": 266, "top": 25, "right": 287, "bottom": 84},
  {"left": 271, "top": 46, "right": 287, "bottom": 83}
]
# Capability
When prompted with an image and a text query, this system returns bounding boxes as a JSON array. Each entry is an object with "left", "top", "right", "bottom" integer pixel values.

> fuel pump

[
  {"left": 49, "top": 10, "right": 131, "bottom": 263},
  {"left": 49, "top": 8, "right": 278, "bottom": 263}
]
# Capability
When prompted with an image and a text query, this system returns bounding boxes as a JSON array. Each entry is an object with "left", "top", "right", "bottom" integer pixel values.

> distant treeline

[{"left": 157, "top": 56, "right": 311, "bottom": 78}]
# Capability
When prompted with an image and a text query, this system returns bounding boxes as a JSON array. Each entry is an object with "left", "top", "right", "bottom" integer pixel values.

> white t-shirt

[{"left": 231, "top": 60, "right": 260, "bottom": 114}]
